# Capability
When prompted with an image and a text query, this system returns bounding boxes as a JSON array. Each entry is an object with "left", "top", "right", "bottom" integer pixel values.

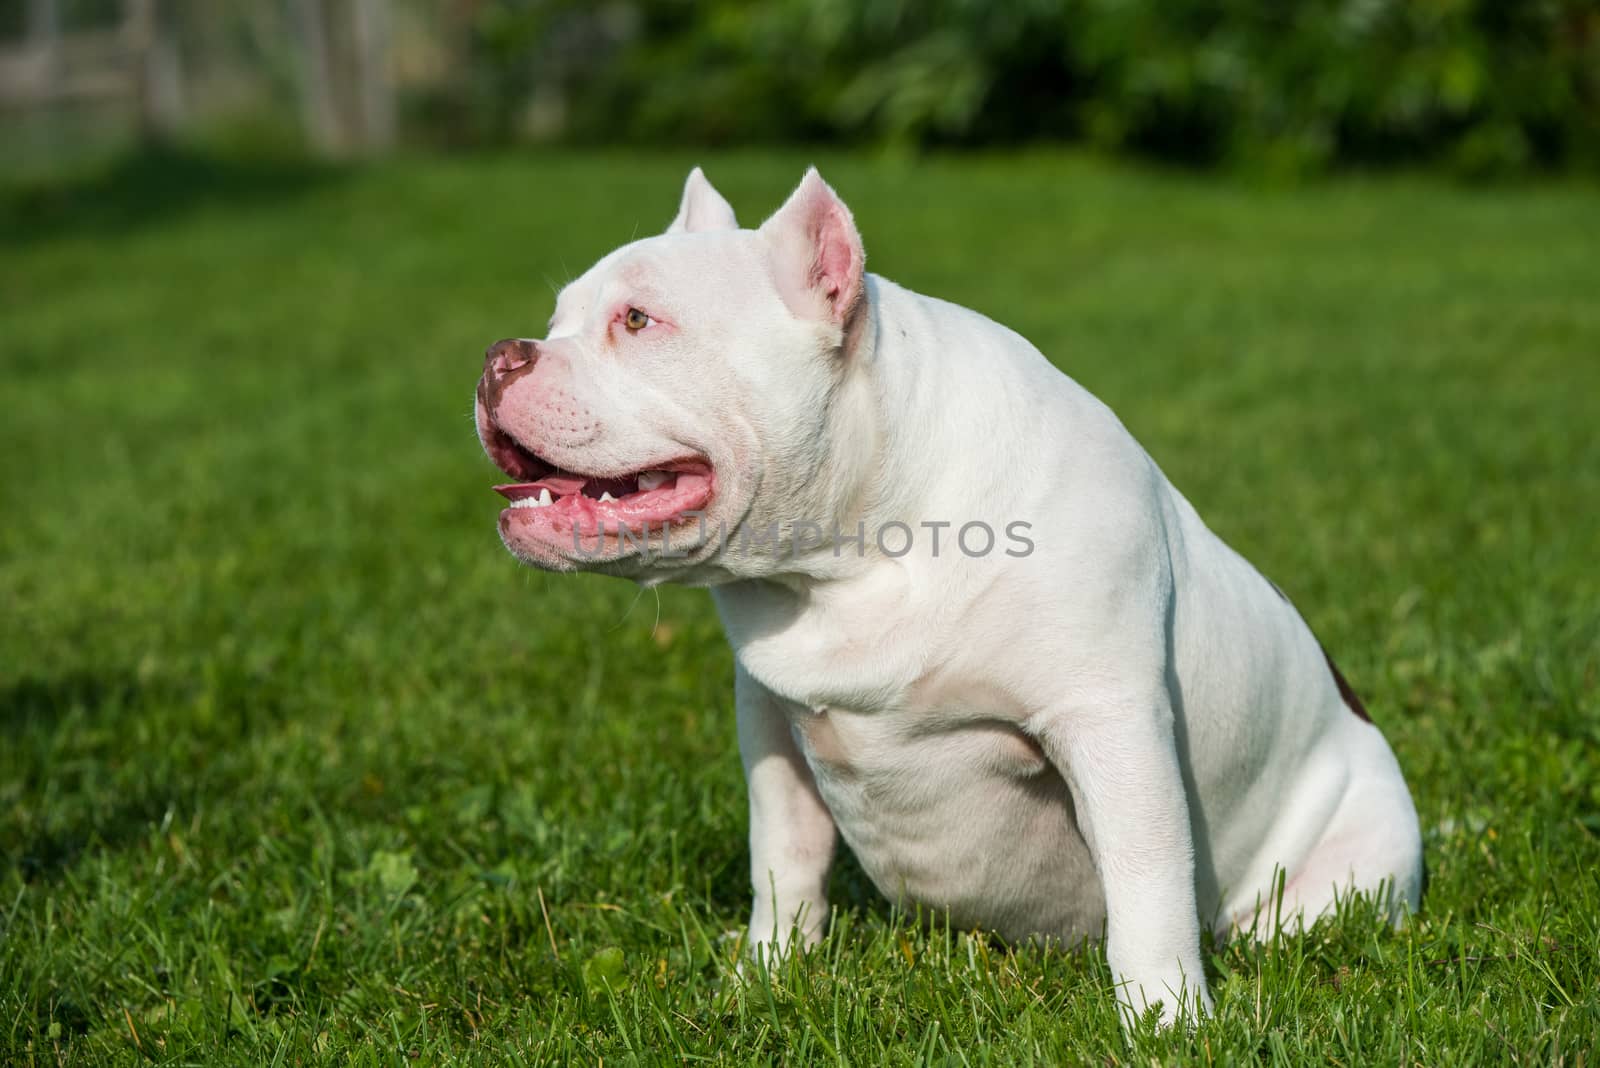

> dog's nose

[
  {"left": 481, "top": 338, "right": 540, "bottom": 412},
  {"left": 485, "top": 338, "right": 537, "bottom": 378}
]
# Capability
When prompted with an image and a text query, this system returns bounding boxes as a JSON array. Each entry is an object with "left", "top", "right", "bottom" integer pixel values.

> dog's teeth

[
  {"left": 537, "top": 489, "right": 553, "bottom": 506},
  {"left": 638, "top": 470, "right": 669, "bottom": 492},
  {"left": 599, "top": 491, "right": 616, "bottom": 502}
]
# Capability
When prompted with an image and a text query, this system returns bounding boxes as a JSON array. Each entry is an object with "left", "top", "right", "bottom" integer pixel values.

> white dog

[{"left": 474, "top": 167, "right": 1423, "bottom": 1028}]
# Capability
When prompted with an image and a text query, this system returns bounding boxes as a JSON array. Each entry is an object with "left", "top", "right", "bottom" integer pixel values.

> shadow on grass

[
  {"left": 0, "top": 670, "right": 156, "bottom": 738},
  {"left": 0, "top": 145, "right": 346, "bottom": 245},
  {"left": 6, "top": 790, "right": 175, "bottom": 886},
  {"left": 1, "top": 671, "right": 180, "bottom": 882},
  {"left": 1, "top": 657, "right": 298, "bottom": 738},
  {"left": 0, "top": 666, "right": 292, "bottom": 883}
]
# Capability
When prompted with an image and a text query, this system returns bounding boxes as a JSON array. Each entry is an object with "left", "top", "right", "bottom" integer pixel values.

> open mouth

[{"left": 484, "top": 423, "right": 713, "bottom": 538}]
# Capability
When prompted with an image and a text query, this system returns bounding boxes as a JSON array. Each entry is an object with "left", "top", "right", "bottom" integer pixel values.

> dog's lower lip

[{"left": 493, "top": 458, "right": 715, "bottom": 541}]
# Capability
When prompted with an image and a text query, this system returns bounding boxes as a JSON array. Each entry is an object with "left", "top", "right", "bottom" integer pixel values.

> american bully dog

[{"left": 474, "top": 167, "right": 1423, "bottom": 1028}]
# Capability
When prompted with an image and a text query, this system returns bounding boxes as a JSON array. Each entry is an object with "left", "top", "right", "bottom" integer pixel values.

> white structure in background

[
  {"left": 289, "top": 0, "right": 395, "bottom": 155},
  {"left": 0, "top": 0, "right": 396, "bottom": 156}
]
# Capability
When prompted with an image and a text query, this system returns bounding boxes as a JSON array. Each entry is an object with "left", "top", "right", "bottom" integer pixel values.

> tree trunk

[
  {"left": 289, "top": 0, "right": 343, "bottom": 155},
  {"left": 126, "top": 0, "right": 184, "bottom": 142},
  {"left": 26, "top": 0, "right": 62, "bottom": 95},
  {"left": 351, "top": 0, "right": 395, "bottom": 152}
]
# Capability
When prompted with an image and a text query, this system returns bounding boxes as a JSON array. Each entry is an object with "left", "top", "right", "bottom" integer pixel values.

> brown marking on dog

[
  {"left": 1267, "top": 579, "right": 1374, "bottom": 725},
  {"left": 1319, "top": 648, "right": 1372, "bottom": 723}
]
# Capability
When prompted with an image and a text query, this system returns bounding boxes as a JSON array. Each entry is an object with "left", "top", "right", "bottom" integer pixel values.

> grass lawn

[{"left": 2, "top": 149, "right": 1597, "bottom": 1065}]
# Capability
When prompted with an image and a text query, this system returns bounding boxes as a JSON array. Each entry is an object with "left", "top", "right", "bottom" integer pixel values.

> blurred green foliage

[{"left": 458, "top": 0, "right": 1600, "bottom": 174}]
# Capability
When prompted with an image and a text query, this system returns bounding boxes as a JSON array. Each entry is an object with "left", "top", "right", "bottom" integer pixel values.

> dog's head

[{"left": 475, "top": 167, "right": 870, "bottom": 582}]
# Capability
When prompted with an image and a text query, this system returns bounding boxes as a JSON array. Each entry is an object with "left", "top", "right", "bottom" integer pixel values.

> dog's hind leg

[{"left": 1245, "top": 721, "right": 1424, "bottom": 935}]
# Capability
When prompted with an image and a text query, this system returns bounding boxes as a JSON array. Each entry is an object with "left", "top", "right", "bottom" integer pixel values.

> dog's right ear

[
  {"left": 666, "top": 167, "right": 739, "bottom": 234},
  {"left": 759, "top": 167, "right": 865, "bottom": 330}
]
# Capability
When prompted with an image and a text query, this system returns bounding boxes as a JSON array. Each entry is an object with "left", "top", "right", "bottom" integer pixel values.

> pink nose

[{"left": 481, "top": 338, "right": 538, "bottom": 410}]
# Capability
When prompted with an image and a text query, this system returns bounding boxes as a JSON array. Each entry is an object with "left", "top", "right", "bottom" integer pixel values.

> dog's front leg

[
  {"left": 735, "top": 663, "right": 838, "bottom": 962},
  {"left": 1031, "top": 690, "right": 1213, "bottom": 1030}
]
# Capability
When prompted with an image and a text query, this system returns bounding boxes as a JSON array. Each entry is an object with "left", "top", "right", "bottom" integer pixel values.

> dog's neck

[{"left": 736, "top": 275, "right": 1059, "bottom": 592}]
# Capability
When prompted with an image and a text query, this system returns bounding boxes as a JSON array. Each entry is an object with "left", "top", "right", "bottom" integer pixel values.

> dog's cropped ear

[
  {"left": 666, "top": 167, "right": 739, "bottom": 234},
  {"left": 759, "top": 167, "right": 865, "bottom": 329}
]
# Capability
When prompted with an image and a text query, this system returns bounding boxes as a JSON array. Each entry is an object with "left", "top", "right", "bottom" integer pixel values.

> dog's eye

[{"left": 624, "top": 307, "right": 651, "bottom": 331}]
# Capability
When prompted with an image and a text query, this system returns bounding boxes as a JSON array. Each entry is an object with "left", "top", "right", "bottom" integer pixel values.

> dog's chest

[
  {"left": 717, "top": 579, "right": 1103, "bottom": 940},
  {"left": 716, "top": 572, "right": 929, "bottom": 712},
  {"left": 784, "top": 699, "right": 1098, "bottom": 940},
  {"left": 786, "top": 701, "right": 1049, "bottom": 787}
]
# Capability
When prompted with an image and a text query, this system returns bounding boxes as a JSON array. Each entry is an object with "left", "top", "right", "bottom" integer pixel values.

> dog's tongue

[{"left": 494, "top": 475, "right": 587, "bottom": 501}]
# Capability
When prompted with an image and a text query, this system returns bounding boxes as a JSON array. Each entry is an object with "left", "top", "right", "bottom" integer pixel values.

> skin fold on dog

[{"left": 474, "top": 167, "right": 1424, "bottom": 1030}]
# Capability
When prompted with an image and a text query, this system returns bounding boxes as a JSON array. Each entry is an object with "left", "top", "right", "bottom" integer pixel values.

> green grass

[{"left": 2, "top": 149, "right": 1598, "bottom": 1065}]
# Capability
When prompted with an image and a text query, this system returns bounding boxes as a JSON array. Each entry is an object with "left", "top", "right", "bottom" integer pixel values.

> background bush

[{"left": 458, "top": 0, "right": 1600, "bottom": 174}]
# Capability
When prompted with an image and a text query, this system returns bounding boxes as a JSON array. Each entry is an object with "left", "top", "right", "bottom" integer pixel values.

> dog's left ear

[
  {"left": 666, "top": 167, "right": 739, "bottom": 234},
  {"left": 760, "top": 167, "right": 866, "bottom": 329}
]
